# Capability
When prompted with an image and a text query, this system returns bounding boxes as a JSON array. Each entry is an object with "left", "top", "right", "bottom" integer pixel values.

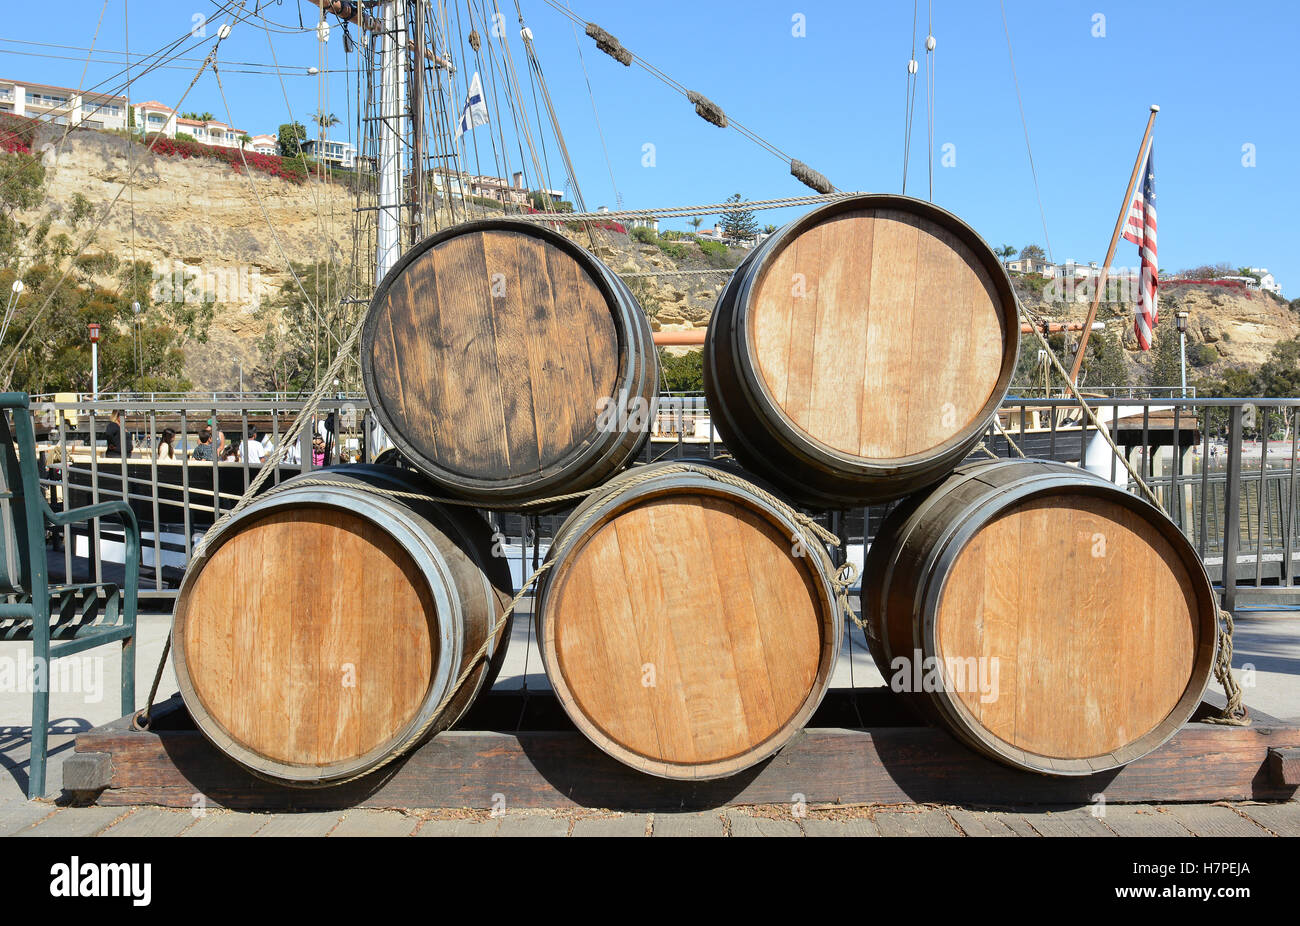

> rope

[
  {"left": 686, "top": 90, "right": 727, "bottom": 128},
  {"left": 524, "top": 191, "right": 864, "bottom": 222},
  {"left": 1202, "top": 609, "right": 1250, "bottom": 725},
  {"left": 998, "top": 0, "right": 1054, "bottom": 264},
  {"left": 584, "top": 22, "right": 632, "bottom": 65},
  {"left": 790, "top": 159, "right": 834, "bottom": 195}
]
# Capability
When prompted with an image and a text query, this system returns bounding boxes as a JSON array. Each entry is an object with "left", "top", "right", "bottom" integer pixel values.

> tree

[
  {"left": 277, "top": 121, "right": 307, "bottom": 158},
  {"left": 1145, "top": 318, "right": 1185, "bottom": 389},
  {"left": 719, "top": 194, "right": 758, "bottom": 241},
  {"left": 254, "top": 260, "right": 361, "bottom": 394},
  {"left": 657, "top": 348, "right": 703, "bottom": 392},
  {"left": 1078, "top": 327, "right": 1128, "bottom": 388},
  {"left": 997, "top": 244, "right": 1018, "bottom": 265},
  {"left": 239, "top": 133, "right": 252, "bottom": 147},
  {"left": 1019, "top": 244, "right": 1045, "bottom": 261},
  {"left": 688, "top": 217, "right": 703, "bottom": 235},
  {"left": 311, "top": 111, "right": 340, "bottom": 132},
  {"left": 762, "top": 224, "right": 777, "bottom": 235}
]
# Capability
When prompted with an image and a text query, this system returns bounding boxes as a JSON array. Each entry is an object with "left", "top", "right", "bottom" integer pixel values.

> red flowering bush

[
  {"left": 142, "top": 132, "right": 306, "bottom": 184},
  {"left": 0, "top": 113, "right": 38, "bottom": 154}
]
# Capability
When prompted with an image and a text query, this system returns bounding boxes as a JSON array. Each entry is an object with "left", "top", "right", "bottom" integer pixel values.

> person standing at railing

[
  {"left": 156, "top": 428, "right": 177, "bottom": 461},
  {"left": 192, "top": 426, "right": 216, "bottom": 461},
  {"left": 104, "top": 409, "right": 132, "bottom": 458},
  {"left": 242, "top": 431, "right": 266, "bottom": 465},
  {"left": 311, "top": 435, "right": 326, "bottom": 467}
]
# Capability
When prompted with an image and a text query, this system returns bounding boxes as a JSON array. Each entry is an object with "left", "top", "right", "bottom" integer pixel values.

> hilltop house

[{"left": 0, "top": 78, "right": 128, "bottom": 130}]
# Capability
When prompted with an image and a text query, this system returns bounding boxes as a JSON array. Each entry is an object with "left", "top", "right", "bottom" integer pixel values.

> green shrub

[
  {"left": 1193, "top": 344, "right": 1219, "bottom": 366},
  {"left": 657, "top": 240, "right": 691, "bottom": 261},
  {"left": 630, "top": 225, "right": 658, "bottom": 245}
]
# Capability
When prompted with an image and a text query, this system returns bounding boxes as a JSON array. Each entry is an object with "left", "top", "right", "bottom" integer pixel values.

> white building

[
  {"left": 248, "top": 133, "right": 278, "bottom": 156},
  {"left": 133, "top": 100, "right": 177, "bottom": 137},
  {"left": 300, "top": 137, "right": 356, "bottom": 168},
  {"left": 132, "top": 101, "right": 248, "bottom": 149},
  {"left": 1248, "top": 268, "right": 1282, "bottom": 296},
  {"left": 0, "top": 78, "right": 128, "bottom": 130}
]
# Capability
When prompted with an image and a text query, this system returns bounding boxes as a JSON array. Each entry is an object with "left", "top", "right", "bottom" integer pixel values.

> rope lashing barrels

[
  {"left": 861, "top": 459, "right": 1218, "bottom": 776},
  {"left": 172, "top": 466, "right": 514, "bottom": 787},
  {"left": 361, "top": 219, "right": 657, "bottom": 508},
  {"left": 704, "top": 193, "right": 1019, "bottom": 508},
  {"left": 534, "top": 460, "right": 843, "bottom": 780}
]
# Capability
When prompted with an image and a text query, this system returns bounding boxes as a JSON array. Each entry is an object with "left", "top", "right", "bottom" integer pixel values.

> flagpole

[{"left": 1067, "top": 103, "right": 1159, "bottom": 384}]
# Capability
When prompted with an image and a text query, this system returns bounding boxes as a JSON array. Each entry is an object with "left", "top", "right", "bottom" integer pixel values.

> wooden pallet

[{"left": 64, "top": 690, "right": 1300, "bottom": 811}]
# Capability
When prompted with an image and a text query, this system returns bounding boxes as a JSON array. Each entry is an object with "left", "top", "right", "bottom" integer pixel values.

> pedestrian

[
  {"left": 311, "top": 435, "right": 326, "bottom": 467},
  {"left": 192, "top": 426, "right": 216, "bottom": 461},
  {"left": 242, "top": 430, "right": 266, "bottom": 465},
  {"left": 156, "top": 428, "right": 177, "bottom": 461},
  {"left": 104, "top": 409, "right": 132, "bottom": 458}
]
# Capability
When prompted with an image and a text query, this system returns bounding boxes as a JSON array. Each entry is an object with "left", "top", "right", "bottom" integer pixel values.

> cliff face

[
  {"left": 21, "top": 128, "right": 1296, "bottom": 391},
  {"left": 20, "top": 129, "right": 355, "bottom": 391},
  {"left": 1016, "top": 273, "right": 1299, "bottom": 381}
]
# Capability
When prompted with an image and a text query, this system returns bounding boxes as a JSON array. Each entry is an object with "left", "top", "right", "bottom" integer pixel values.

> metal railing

[{"left": 26, "top": 394, "right": 1300, "bottom": 610}]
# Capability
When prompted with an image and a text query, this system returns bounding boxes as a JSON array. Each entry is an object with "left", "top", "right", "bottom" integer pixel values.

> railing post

[{"left": 1222, "top": 405, "right": 1243, "bottom": 615}]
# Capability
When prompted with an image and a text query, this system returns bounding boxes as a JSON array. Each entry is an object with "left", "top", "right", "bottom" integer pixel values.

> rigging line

[
  {"left": 0, "top": 5, "right": 246, "bottom": 383},
  {"left": 520, "top": 27, "right": 558, "bottom": 205},
  {"left": 927, "top": 0, "right": 934, "bottom": 201},
  {"left": 455, "top": 0, "right": 487, "bottom": 213},
  {"left": 0, "top": 36, "right": 319, "bottom": 72},
  {"left": 525, "top": 192, "right": 863, "bottom": 221},
  {"left": 126, "top": 0, "right": 138, "bottom": 379},
  {"left": 0, "top": 47, "right": 326, "bottom": 75},
  {"left": 516, "top": 4, "right": 584, "bottom": 212},
  {"left": 566, "top": 0, "right": 617, "bottom": 207},
  {"left": 489, "top": 0, "right": 552, "bottom": 205},
  {"left": 998, "top": 0, "right": 1054, "bottom": 264},
  {"left": 539, "top": 0, "right": 808, "bottom": 175},
  {"left": 254, "top": 7, "right": 336, "bottom": 264},
  {"left": 902, "top": 0, "right": 917, "bottom": 194},
  {"left": 472, "top": 0, "right": 516, "bottom": 210},
  {"left": 0, "top": 28, "right": 213, "bottom": 199},
  {"left": 480, "top": 0, "right": 538, "bottom": 208},
  {"left": 211, "top": 62, "right": 352, "bottom": 368}
]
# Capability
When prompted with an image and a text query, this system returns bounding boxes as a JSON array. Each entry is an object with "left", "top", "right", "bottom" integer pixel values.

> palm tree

[
  {"left": 311, "top": 111, "right": 340, "bottom": 131},
  {"left": 762, "top": 224, "right": 777, "bottom": 235},
  {"left": 997, "top": 244, "right": 1018, "bottom": 266},
  {"left": 689, "top": 216, "right": 703, "bottom": 236}
]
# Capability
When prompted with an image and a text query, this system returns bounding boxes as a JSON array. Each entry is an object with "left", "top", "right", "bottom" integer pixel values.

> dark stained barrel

[
  {"left": 361, "top": 219, "right": 657, "bottom": 507},
  {"left": 172, "top": 465, "right": 513, "bottom": 787},
  {"left": 704, "top": 194, "right": 1019, "bottom": 508},
  {"left": 534, "top": 460, "right": 843, "bottom": 780},
  {"left": 862, "top": 459, "right": 1218, "bottom": 776}
]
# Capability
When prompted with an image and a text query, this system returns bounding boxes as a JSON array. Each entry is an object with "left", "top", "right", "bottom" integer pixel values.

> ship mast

[{"left": 374, "top": 0, "right": 409, "bottom": 283}]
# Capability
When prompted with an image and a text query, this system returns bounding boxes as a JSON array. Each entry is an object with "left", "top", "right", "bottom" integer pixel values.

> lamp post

[
  {"left": 1176, "top": 311, "right": 1189, "bottom": 398},
  {"left": 87, "top": 322, "right": 101, "bottom": 402}
]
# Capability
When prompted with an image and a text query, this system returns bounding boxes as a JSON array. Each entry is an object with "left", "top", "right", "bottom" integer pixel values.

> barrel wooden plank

[
  {"left": 867, "top": 460, "right": 1216, "bottom": 775},
  {"left": 184, "top": 508, "right": 435, "bottom": 766},
  {"left": 540, "top": 465, "right": 840, "bottom": 779},
  {"left": 365, "top": 225, "right": 623, "bottom": 487},
  {"left": 707, "top": 195, "right": 1018, "bottom": 507}
]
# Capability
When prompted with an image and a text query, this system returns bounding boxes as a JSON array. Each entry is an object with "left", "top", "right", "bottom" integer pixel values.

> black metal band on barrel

[
  {"left": 791, "top": 158, "right": 834, "bottom": 194},
  {"left": 585, "top": 23, "right": 633, "bottom": 65},
  {"left": 687, "top": 90, "right": 728, "bottom": 128}
]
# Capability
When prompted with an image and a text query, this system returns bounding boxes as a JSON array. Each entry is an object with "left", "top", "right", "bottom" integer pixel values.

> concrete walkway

[{"left": 2, "top": 801, "right": 1296, "bottom": 837}]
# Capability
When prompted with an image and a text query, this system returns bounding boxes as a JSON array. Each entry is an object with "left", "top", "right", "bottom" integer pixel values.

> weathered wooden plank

[
  {"left": 71, "top": 710, "right": 1300, "bottom": 811},
  {"left": 1164, "top": 804, "right": 1270, "bottom": 837},
  {"left": 571, "top": 814, "right": 651, "bottom": 837},
  {"left": 1095, "top": 805, "right": 1192, "bottom": 837},
  {"left": 1236, "top": 802, "right": 1300, "bottom": 837},
  {"left": 651, "top": 811, "right": 726, "bottom": 837},
  {"left": 875, "top": 808, "right": 960, "bottom": 837},
  {"left": 1019, "top": 808, "right": 1116, "bottom": 837},
  {"left": 726, "top": 813, "right": 803, "bottom": 837},
  {"left": 1268, "top": 747, "right": 1300, "bottom": 786}
]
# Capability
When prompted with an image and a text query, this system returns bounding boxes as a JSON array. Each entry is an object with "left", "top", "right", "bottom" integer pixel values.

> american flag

[{"left": 1122, "top": 145, "right": 1158, "bottom": 350}]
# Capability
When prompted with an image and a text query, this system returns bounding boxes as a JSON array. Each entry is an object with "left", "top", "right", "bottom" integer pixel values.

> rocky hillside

[
  {"left": 1015, "top": 273, "right": 1299, "bottom": 383},
  {"left": 20, "top": 127, "right": 1296, "bottom": 391},
  {"left": 19, "top": 128, "right": 355, "bottom": 390}
]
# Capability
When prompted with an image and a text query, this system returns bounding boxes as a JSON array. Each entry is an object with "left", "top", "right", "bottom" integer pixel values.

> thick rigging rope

[{"left": 539, "top": 0, "right": 837, "bottom": 194}]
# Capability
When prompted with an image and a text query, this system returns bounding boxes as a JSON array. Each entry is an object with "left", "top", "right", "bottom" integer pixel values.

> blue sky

[{"left": 4, "top": 1, "right": 1297, "bottom": 295}]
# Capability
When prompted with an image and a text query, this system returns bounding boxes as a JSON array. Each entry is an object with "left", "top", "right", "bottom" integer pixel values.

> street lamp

[
  {"left": 1175, "top": 311, "right": 1189, "bottom": 398},
  {"left": 87, "top": 322, "right": 101, "bottom": 402}
]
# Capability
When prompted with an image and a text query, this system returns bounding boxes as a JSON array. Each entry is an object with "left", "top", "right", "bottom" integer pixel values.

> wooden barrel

[
  {"left": 704, "top": 194, "right": 1019, "bottom": 508},
  {"left": 535, "top": 460, "right": 843, "bottom": 779},
  {"left": 862, "top": 459, "right": 1217, "bottom": 776},
  {"left": 172, "top": 465, "right": 513, "bottom": 787},
  {"left": 361, "top": 219, "right": 657, "bottom": 507}
]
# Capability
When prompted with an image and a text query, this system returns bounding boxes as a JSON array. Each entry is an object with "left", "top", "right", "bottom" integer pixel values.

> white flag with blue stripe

[{"left": 455, "top": 71, "right": 489, "bottom": 139}]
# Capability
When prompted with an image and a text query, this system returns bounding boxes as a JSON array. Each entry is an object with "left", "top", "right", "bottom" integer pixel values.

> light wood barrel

[
  {"left": 704, "top": 194, "right": 1018, "bottom": 508},
  {"left": 173, "top": 465, "right": 513, "bottom": 787},
  {"left": 361, "top": 219, "right": 657, "bottom": 507},
  {"left": 862, "top": 459, "right": 1217, "bottom": 776},
  {"left": 535, "top": 460, "right": 843, "bottom": 780}
]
